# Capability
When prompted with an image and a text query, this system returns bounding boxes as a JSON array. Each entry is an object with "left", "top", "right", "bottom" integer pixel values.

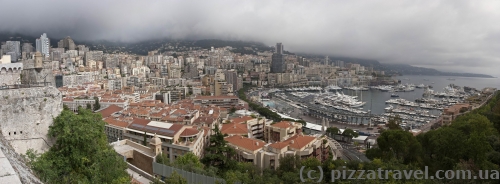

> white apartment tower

[{"left": 36, "top": 33, "right": 50, "bottom": 57}]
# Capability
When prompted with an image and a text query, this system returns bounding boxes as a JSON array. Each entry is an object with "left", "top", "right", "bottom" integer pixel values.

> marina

[{"left": 252, "top": 77, "right": 492, "bottom": 131}]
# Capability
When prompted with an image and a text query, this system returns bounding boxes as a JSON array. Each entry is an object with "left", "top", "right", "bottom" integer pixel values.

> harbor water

[{"left": 264, "top": 75, "right": 499, "bottom": 126}]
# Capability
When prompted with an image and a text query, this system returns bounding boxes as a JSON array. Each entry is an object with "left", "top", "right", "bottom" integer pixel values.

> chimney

[
  {"left": 256, "top": 142, "right": 259, "bottom": 146},
  {"left": 291, "top": 140, "right": 295, "bottom": 144}
]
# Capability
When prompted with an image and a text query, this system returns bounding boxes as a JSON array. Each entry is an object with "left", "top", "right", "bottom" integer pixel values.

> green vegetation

[
  {"left": 342, "top": 128, "right": 359, "bottom": 139},
  {"left": 365, "top": 91, "right": 500, "bottom": 182},
  {"left": 201, "top": 124, "right": 237, "bottom": 175},
  {"left": 168, "top": 91, "right": 499, "bottom": 183},
  {"left": 25, "top": 107, "right": 129, "bottom": 184},
  {"left": 229, "top": 107, "right": 236, "bottom": 114},
  {"left": 165, "top": 171, "right": 188, "bottom": 184},
  {"left": 93, "top": 97, "right": 101, "bottom": 111},
  {"left": 326, "top": 126, "right": 340, "bottom": 136},
  {"left": 387, "top": 115, "right": 403, "bottom": 130},
  {"left": 142, "top": 131, "right": 147, "bottom": 146},
  {"left": 238, "top": 85, "right": 307, "bottom": 126}
]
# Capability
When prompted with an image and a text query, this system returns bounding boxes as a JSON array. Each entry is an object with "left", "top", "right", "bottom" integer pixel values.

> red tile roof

[
  {"left": 131, "top": 118, "right": 151, "bottom": 126},
  {"left": 180, "top": 128, "right": 199, "bottom": 137},
  {"left": 99, "top": 105, "right": 123, "bottom": 118},
  {"left": 271, "top": 121, "right": 294, "bottom": 129},
  {"left": 103, "top": 117, "right": 129, "bottom": 128},
  {"left": 231, "top": 116, "right": 254, "bottom": 124},
  {"left": 225, "top": 135, "right": 266, "bottom": 151},
  {"left": 221, "top": 122, "right": 248, "bottom": 135},
  {"left": 269, "top": 134, "right": 316, "bottom": 150}
]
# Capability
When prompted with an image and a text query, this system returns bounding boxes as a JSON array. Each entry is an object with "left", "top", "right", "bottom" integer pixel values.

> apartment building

[
  {"left": 263, "top": 121, "right": 303, "bottom": 142},
  {"left": 193, "top": 95, "right": 241, "bottom": 109},
  {"left": 223, "top": 116, "right": 271, "bottom": 139},
  {"left": 122, "top": 118, "right": 208, "bottom": 162},
  {"left": 214, "top": 80, "right": 231, "bottom": 96},
  {"left": 441, "top": 103, "right": 471, "bottom": 125},
  {"left": 225, "top": 133, "right": 330, "bottom": 170},
  {"left": 62, "top": 98, "right": 96, "bottom": 112}
]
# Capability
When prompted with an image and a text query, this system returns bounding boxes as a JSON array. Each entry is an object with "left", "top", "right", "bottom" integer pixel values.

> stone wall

[
  {"left": 0, "top": 63, "right": 23, "bottom": 85},
  {"left": 0, "top": 86, "right": 63, "bottom": 154},
  {"left": 0, "top": 133, "right": 43, "bottom": 183},
  {"left": 128, "top": 150, "right": 154, "bottom": 175}
]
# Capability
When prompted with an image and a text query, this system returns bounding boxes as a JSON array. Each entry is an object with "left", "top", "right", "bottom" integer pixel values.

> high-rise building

[
  {"left": 224, "top": 69, "right": 239, "bottom": 91},
  {"left": 22, "top": 43, "right": 34, "bottom": 53},
  {"left": 58, "top": 36, "right": 76, "bottom": 50},
  {"left": 271, "top": 43, "right": 286, "bottom": 73},
  {"left": 276, "top": 42, "right": 283, "bottom": 54},
  {"left": 336, "top": 60, "right": 345, "bottom": 69},
  {"left": 3, "top": 41, "right": 21, "bottom": 62},
  {"left": 36, "top": 33, "right": 50, "bottom": 57}
]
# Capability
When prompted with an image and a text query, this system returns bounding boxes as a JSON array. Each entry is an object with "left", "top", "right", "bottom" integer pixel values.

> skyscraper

[
  {"left": 58, "top": 36, "right": 76, "bottom": 50},
  {"left": 36, "top": 33, "right": 50, "bottom": 57},
  {"left": 336, "top": 60, "right": 344, "bottom": 69},
  {"left": 2, "top": 41, "right": 21, "bottom": 62},
  {"left": 271, "top": 43, "right": 286, "bottom": 73},
  {"left": 276, "top": 42, "right": 283, "bottom": 54},
  {"left": 22, "top": 43, "right": 34, "bottom": 53}
]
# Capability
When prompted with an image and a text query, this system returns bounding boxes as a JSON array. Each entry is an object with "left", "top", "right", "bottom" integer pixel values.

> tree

[
  {"left": 375, "top": 130, "right": 422, "bottom": 164},
  {"left": 143, "top": 132, "right": 148, "bottom": 146},
  {"left": 354, "top": 141, "right": 360, "bottom": 148},
  {"left": 156, "top": 153, "right": 169, "bottom": 165},
  {"left": 174, "top": 152, "right": 203, "bottom": 169},
  {"left": 229, "top": 107, "right": 236, "bottom": 114},
  {"left": 326, "top": 127, "right": 340, "bottom": 136},
  {"left": 63, "top": 104, "right": 70, "bottom": 111},
  {"left": 277, "top": 155, "right": 302, "bottom": 174},
  {"left": 201, "top": 124, "right": 236, "bottom": 175},
  {"left": 301, "top": 157, "right": 322, "bottom": 181},
  {"left": 224, "top": 170, "right": 251, "bottom": 184},
  {"left": 93, "top": 97, "right": 101, "bottom": 111},
  {"left": 165, "top": 171, "right": 187, "bottom": 184},
  {"left": 387, "top": 116, "right": 402, "bottom": 130},
  {"left": 28, "top": 107, "right": 129, "bottom": 183},
  {"left": 342, "top": 128, "right": 359, "bottom": 139},
  {"left": 86, "top": 103, "right": 92, "bottom": 110}
]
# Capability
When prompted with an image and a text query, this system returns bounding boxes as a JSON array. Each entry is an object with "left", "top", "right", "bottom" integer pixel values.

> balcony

[{"left": 299, "top": 148, "right": 313, "bottom": 156}]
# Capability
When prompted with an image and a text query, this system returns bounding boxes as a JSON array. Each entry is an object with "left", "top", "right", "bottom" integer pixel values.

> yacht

[
  {"left": 391, "top": 93, "right": 399, "bottom": 97},
  {"left": 416, "top": 84, "right": 425, "bottom": 88},
  {"left": 385, "top": 105, "right": 393, "bottom": 112},
  {"left": 326, "top": 85, "right": 342, "bottom": 91},
  {"left": 380, "top": 86, "right": 393, "bottom": 91}
]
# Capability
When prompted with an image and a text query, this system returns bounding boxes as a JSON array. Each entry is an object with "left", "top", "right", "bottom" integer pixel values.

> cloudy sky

[{"left": 1, "top": 0, "right": 500, "bottom": 76}]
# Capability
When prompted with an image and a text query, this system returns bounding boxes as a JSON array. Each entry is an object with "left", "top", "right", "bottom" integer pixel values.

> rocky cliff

[{"left": 0, "top": 86, "right": 62, "bottom": 154}]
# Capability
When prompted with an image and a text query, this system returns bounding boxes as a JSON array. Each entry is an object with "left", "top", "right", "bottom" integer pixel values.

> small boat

[
  {"left": 391, "top": 93, "right": 399, "bottom": 97},
  {"left": 447, "top": 78, "right": 455, "bottom": 81}
]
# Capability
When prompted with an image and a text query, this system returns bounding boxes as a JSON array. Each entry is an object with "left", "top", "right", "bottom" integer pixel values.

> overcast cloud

[{"left": 1, "top": 0, "right": 499, "bottom": 76}]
